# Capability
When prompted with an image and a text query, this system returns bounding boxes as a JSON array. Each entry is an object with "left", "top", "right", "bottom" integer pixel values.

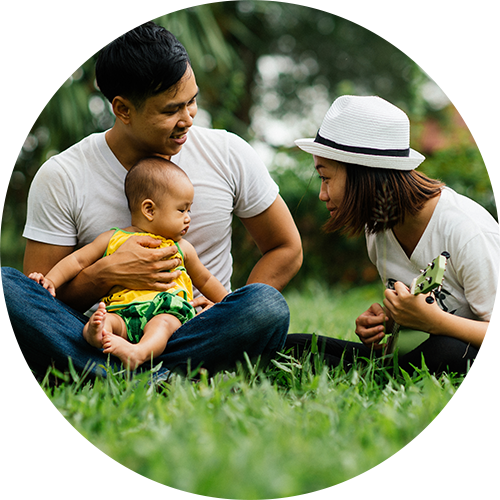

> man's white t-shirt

[
  {"left": 366, "top": 187, "right": 500, "bottom": 321},
  {"left": 23, "top": 126, "right": 279, "bottom": 292}
]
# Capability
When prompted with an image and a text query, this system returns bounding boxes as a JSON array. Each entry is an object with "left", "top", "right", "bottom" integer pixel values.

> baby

[{"left": 29, "top": 156, "right": 228, "bottom": 369}]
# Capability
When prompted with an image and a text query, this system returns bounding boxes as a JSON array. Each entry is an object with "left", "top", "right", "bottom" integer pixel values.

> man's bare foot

[
  {"left": 102, "top": 330, "right": 149, "bottom": 370},
  {"left": 83, "top": 302, "right": 107, "bottom": 348}
]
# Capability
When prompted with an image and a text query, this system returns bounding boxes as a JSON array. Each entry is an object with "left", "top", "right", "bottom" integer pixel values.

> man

[{"left": 3, "top": 22, "right": 302, "bottom": 380}]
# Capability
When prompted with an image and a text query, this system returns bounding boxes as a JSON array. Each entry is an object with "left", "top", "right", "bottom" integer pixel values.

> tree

[
  {"left": 0, "top": 0, "right": 500, "bottom": 274},
  {"left": 156, "top": 2, "right": 428, "bottom": 139}
]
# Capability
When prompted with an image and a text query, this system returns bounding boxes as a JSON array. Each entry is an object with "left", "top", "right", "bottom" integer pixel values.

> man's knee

[
  {"left": 2, "top": 266, "right": 23, "bottom": 288},
  {"left": 232, "top": 283, "right": 290, "bottom": 330}
]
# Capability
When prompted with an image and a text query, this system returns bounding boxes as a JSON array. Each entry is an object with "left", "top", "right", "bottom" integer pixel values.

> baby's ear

[{"left": 141, "top": 199, "right": 156, "bottom": 221}]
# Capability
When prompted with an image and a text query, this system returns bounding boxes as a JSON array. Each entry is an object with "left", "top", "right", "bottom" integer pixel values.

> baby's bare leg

[
  {"left": 83, "top": 302, "right": 127, "bottom": 348},
  {"left": 102, "top": 313, "right": 181, "bottom": 370}
]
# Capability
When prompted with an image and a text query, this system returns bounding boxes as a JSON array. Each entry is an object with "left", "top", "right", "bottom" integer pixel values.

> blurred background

[{"left": 1, "top": 1, "right": 496, "bottom": 291}]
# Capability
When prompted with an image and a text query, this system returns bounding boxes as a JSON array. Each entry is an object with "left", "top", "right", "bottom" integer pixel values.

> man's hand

[
  {"left": 355, "top": 302, "right": 389, "bottom": 350},
  {"left": 104, "top": 235, "right": 183, "bottom": 291}
]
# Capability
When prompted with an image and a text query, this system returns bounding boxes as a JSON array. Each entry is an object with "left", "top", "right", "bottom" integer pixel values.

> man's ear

[
  {"left": 112, "top": 96, "right": 134, "bottom": 125},
  {"left": 141, "top": 199, "right": 156, "bottom": 221}
]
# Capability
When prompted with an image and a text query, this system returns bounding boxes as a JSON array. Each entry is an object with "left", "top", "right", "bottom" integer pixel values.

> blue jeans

[{"left": 2, "top": 267, "right": 289, "bottom": 379}]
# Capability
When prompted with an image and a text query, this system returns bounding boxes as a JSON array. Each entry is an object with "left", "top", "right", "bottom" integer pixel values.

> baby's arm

[
  {"left": 28, "top": 272, "right": 57, "bottom": 296},
  {"left": 29, "top": 231, "right": 113, "bottom": 297},
  {"left": 180, "top": 240, "right": 228, "bottom": 303}
]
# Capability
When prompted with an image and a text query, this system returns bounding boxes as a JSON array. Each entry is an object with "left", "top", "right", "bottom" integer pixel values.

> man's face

[{"left": 127, "top": 67, "right": 199, "bottom": 159}]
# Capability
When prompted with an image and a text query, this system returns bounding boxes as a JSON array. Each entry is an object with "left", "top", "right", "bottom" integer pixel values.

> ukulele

[{"left": 384, "top": 251, "right": 449, "bottom": 355}]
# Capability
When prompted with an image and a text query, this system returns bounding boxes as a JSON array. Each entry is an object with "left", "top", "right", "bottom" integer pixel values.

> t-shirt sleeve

[
  {"left": 454, "top": 231, "right": 500, "bottom": 321},
  {"left": 22, "top": 158, "right": 78, "bottom": 247},
  {"left": 226, "top": 132, "right": 279, "bottom": 218}
]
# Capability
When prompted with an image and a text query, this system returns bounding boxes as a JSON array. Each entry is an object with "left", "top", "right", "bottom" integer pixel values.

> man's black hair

[{"left": 95, "top": 21, "right": 191, "bottom": 106}]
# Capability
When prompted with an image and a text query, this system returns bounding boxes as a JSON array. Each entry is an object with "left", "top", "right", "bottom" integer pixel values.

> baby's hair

[{"left": 124, "top": 156, "right": 190, "bottom": 212}]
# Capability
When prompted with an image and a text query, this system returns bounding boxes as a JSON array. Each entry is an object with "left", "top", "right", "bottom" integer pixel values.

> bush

[{"left": 420, "top": 144, "right": 500, "bottom": 222}]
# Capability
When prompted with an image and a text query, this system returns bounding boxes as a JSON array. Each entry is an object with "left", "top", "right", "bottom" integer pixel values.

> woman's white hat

[{"left": 295, "top": 95, "right": 425, "bottom": 170}]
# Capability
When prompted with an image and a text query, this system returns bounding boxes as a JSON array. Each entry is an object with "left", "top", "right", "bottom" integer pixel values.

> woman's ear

[
  {"left": 112, "top": 96, "right": 133, "bottom": 125},
  {"left": 141, "top": 199, "right": 156, "bottom": 221}
]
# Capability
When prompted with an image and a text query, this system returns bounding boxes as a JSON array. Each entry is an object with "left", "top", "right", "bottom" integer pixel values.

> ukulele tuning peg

[
  {"left": 425, "top": 296, "right": 435, "bottom": 304},
  {"left": 441, "top": 251, "right": 450, "bottom": 259}
]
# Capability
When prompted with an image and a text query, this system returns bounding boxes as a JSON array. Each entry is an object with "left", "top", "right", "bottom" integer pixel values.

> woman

[{"left": 286, "top": 95, "right": 499, "bottom": 375}]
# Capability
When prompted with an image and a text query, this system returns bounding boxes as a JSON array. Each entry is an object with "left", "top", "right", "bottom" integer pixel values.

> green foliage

[
  {"left": 1, "top": 1, "right": 495, "bottom": 289},
  {"left": 156, "top": 2, "right": 424, "bottom": 136},
  {"left": 420, "top": 143, "right": 500, "bottom": 222}
]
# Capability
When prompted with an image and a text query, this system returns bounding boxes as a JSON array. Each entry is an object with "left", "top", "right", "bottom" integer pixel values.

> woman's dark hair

[
  {"left": 95, "top": 22, "right": 191, "bottom": 107},
  {"left": 324, "top": 162, "right": 445, "bottom": 236}
]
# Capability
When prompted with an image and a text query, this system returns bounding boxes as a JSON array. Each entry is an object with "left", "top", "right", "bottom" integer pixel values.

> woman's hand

[
  {"left": 355, "top": 302, "right": 389, "bottom": 350},
  {"left": 383, "top": 281, "right": 440, "bottom": 332}
]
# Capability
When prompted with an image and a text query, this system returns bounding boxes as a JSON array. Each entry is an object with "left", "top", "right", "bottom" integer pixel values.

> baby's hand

[
  {"left": 28, "top": 272, "right": 56, "bottom": 297},
  {"left": 191, "top": 295, "right": 215, "bottom": 314}
]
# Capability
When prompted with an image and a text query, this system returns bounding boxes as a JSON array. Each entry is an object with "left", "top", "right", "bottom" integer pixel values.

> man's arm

[
  {"left": 240, "top": 195, "right": 303, "bottom": 292},
  {"left": 24, "top": 240, "right": 74, "bottom": 277},
  {"left": 24, "top": 237, "right": 183, "bottom": 313}
]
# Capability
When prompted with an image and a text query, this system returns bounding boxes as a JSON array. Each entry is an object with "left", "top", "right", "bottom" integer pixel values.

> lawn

[{"left": 41, "top": 282, "right": 463, "bottom": 499}]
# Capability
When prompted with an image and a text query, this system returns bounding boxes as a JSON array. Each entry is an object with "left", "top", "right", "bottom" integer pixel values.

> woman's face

[{"left": 314, "top": 156, "right": 347, "bottom": 218}]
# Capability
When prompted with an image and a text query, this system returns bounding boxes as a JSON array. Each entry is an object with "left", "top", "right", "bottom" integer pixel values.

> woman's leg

[
  {"left": 284, "top": 333, "right": 374, "bottom": 370},
  {"left": 285, "top": 332, "right": 477, "bottom": 376},
  {"left": 398, "top": 335, "right": 477, "bottom": 375}
]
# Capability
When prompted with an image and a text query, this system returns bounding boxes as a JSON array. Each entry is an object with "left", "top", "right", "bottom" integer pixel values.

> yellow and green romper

[{"left": 102, "top": 228, "right": 196, "bottom": 343}]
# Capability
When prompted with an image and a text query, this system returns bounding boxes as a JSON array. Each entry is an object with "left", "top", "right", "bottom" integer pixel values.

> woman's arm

[{"left": 384, "top": 282, "right": 487, "bottom": 349}]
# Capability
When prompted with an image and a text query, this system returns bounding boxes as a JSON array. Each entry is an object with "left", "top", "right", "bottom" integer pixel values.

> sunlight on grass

[
  {"left": 285, "top": 281, "right": 384, "bottom": 340},
  {"left": 41, "top": 282, "right": 463, "bottom": 499}
]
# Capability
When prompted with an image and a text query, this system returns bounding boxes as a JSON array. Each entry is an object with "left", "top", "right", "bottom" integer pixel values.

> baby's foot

[
  {"left": 83, "top": 302, "right": 107, "bottom": 348},
  {"left": 102, "top": 330, "right": 146, "bottom": 370}
]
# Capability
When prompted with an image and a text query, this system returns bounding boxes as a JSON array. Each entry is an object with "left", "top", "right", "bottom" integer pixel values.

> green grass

[{"left": 41, "top": 283, "right": 464, "bottom": 499}]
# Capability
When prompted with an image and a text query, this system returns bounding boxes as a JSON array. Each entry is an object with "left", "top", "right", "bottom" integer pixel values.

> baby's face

[{"left": 151, "top": 177, "right": 194, "bottom": 241}]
